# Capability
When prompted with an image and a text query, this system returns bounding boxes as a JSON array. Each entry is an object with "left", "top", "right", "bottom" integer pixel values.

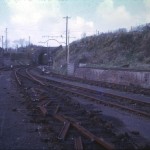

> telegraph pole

[
  {"left": 63, "top": 16, "right": 70, "bottom": 65},
  {"left": 2, "top": 36, "right": 3, "bottom": 49},
  {"left": 29, "top": 36, "right": 30, "bottom": 46},
  {"left": 67, "top": 33, "right": 76, "bottom": 65},
  {"left": 2, "top": 36, "right": 4, "bottom": 56},
  {"left": 5, "top": 28, "right": 8, "bottom": 52},
  {"left": 68, "top": 34, "right": 69, "bottom": 64}
]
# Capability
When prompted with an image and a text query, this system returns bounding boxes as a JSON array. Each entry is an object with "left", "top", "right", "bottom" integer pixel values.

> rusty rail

[
  {"left": 53, "top": 114, "right": 114, "bottom": 150},
  {"left": 74, "top": 137, "right": 83, "bottom": 150},
  {"left": 26, "top": 69, "right": 150, "bottom": 118},
  {"left": 35, "top": 71, "right": 150, "bottom": 106},
  {"left": 46, "top": 82, "right": 150, "bottom": 118},
  {"left": 37, "top": 99, "right": 51, "bottom": 116},
  {"left": 14, "top": 69, "right": 22, "bottom": 86},
  {"left": 39, "top": 96, "right": 49, "bottom": 101},
  {"left": 18, "top": 68, "right": 150, "bottom": 106},
  {"left": 14, "top": 68, "right": 39, "bottom": 86},
  {"left": 26, "top": 69, "right": 46, "bottom": 86},
  {"left": 37, "top": 100, "right": 51, "bottom": 107},
  {"left": 38, "top": 106, "right": 48, "bottom": 116},
  {"left": 54, "top": 105, "right": 60, "bottom": 114},
  {"left": 17, "top": 68, "right": 114, "bottom": 149},
  {"left": 58, "top": 121, "right": 70, "bottom": 140}
]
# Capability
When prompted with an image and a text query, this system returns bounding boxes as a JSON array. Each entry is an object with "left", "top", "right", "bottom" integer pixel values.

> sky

[{"left": 0, "top": 0, "right": 150, "bottom": 48}]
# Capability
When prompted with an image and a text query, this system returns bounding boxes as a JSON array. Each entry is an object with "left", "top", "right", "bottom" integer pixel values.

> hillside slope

[{"left": 54, "top": 23, "right": 150, "bottom": 70}]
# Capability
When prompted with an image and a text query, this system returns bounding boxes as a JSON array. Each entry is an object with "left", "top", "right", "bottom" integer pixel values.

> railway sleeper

[{"left": 57, "top": 121, "right": 71, "bottom": 140}]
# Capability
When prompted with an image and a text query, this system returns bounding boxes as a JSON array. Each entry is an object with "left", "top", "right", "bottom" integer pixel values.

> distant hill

[{"left": 54, "top": 23, "right": 150, "bottom": 70}]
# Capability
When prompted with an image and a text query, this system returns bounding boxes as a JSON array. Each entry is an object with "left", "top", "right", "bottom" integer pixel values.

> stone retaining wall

[{"left": 74, "top": 67, "right": 150, "bottom": 88}]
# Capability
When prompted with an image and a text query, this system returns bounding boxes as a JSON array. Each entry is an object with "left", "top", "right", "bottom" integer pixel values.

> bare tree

[
  {"left": 81, "top": 32, "right": 86, "bottom": 39},
  {"left": 13, "top": 39, "right": 26, "bottom": 47}
]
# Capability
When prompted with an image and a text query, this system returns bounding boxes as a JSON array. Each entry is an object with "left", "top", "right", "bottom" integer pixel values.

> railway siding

[
  {"left": 30, "top": 69, "right": 150, "bottom": 105},
  {"left": 13, "top": 67, "right": 150, "bottom": 149}
]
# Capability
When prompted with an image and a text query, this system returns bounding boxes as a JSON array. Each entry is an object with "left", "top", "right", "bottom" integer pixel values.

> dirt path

[{"left": 0, "top": 71, "right": 48, "bottom": 150}]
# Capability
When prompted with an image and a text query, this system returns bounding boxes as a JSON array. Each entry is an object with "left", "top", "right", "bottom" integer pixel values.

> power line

[
  {"left": 42, "top": 35, "right": 61, "bottom": 38},
  {"left": 1, "top": 27, "right": 94, "bottom": 36},
  {"left": 6, "top": 25, "right": 65, "bottom": 32}
]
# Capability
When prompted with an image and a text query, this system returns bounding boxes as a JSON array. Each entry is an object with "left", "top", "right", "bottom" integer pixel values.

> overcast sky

[{"left": 0, "top": 0, "right": 150, "bottom": 47}]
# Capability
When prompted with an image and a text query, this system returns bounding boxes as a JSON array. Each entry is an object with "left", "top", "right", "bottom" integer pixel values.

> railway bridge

[{"left": 31, "top": 45, "right": 63, "bottom": 65}]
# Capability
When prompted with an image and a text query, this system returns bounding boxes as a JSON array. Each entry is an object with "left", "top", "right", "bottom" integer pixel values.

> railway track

[
  {"left": 44, "top": 71, "right": 150, "bottom": 96},
  {"left": 28, "top": 68, "right": 150, "bottom": 119},
  {"left": 14, "top": 68, "right": 114, "bottom": 150},
  {"left": 0, "top": 67, "right": 11, "bottom": 71},
  {"left": 13, "top": 67, "right": 149, "bottom": 150}
]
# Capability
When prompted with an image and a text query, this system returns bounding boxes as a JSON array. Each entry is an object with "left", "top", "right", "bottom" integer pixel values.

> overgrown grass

[{"left": 54, "top": 23, "right": 150, "bottom": 70}]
